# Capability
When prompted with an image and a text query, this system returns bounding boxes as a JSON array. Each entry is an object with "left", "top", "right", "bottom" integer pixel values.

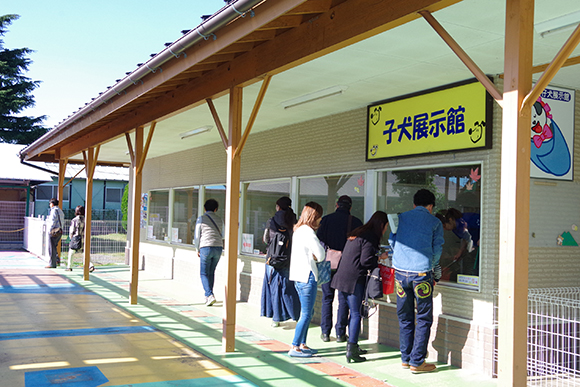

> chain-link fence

[
  {"left": 61, "top": 216, "right": 127, "bottom": 266},
  {"left": 0, "top": 201, "right": 26, "bottom": 244}
]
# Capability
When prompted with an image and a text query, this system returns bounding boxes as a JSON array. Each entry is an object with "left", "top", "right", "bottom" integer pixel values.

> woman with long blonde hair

[{"left": 287, "top": 201, "right": 325, "bottom": 358}]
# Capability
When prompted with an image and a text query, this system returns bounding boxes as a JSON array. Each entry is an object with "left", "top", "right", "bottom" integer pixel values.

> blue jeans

[
  {"left": 292, "top": 271, "right": 317, "bottom": 347},
  {"left": 199, "top": 246, "right": 222, "bottom": 297},
  {"left": 342, "top": 281, "right": 365, "bottom": 344},
  {"left": 320, "top": 275, "right": 349, "bottom": 336},
  {"left": 395, "top": 270, "right": 434, "bottom": 367}
]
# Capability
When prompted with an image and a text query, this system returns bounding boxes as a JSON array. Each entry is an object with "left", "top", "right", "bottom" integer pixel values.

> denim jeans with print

[{"left": 395, "top": 269, "right": 434, "bottom": 367}]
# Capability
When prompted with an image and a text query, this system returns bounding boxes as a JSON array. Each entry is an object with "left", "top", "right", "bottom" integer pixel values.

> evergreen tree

[{"left": 0, "top": 14, "right": 47, "bottom": 144}]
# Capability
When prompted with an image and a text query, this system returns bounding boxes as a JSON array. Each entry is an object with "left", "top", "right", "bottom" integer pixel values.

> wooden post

[
  {"left": 498, "top": 0, "right": 533, "bottom": 385},
  {"left": 57, "top": 158, "right": 67, "bottom": 260},
  {"left": 223, "top": 85, "right": 242, "bottom": 352},
  {"left": 129, "top": 127, "right": 143, "bottom": 304},
  {"left": 83, "top": 147, "right": 99, "bottom": 281}
]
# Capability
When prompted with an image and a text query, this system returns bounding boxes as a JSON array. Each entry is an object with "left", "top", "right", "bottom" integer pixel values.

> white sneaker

[
  {"left": 271, "top": 321, "right": 280, "bottom": 327},
  {"left": 205, "top": 294, "right": 216, "bottom": 306}
]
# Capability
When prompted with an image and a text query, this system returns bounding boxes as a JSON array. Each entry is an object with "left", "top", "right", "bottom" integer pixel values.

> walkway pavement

[{"left": 0, "top": 251, "right": 498, "bottom": 386}]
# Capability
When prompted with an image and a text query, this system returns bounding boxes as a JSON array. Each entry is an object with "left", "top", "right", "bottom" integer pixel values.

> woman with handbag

[
  {"left": 261, "top": 196, "right": 300, "bottom": 328},
  {"left": 66, "top": 206, "right": 93, "bottom": 272},
  {"left": 331, "top": 211, "right": 389, "bottom": 363},
  {"left": 287, "top": 201, "right": 325, "bottom": 358}
]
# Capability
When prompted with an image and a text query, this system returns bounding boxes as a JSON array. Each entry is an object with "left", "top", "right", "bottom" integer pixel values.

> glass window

[
  {"left": 204, "top": 185, "right": 227, "bottom": 224},
  {"left": 106, "top": 188, "right": 122, "bottom": 203},
  {"left": 173, "top": 187, "right": 199, "bottom": 244},
  {"left": 242, "top": 180, "right": 291, "bottom": 256},
  {"left": 298, "top": 174, "right": 365, "bottom": 221},
  {"left": 36, "top": 186, "right": 52, "bottom": 200},
  {"left": 147, "top": 190, "right": 169, "bottom": 241},
  {"left": 377, "top": 164, "right": 482, "bottom": 289},
  {"left": 36, "top": 185, "right": 69, "bottom": 201}
]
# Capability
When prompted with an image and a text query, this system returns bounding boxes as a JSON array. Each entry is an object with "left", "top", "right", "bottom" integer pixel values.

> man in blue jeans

[
  {"left": 194, "top": 199, "right": 224, "bottom": 306},
  {"left": 389, "top": 189, "right": 444, "bottom": 373}
]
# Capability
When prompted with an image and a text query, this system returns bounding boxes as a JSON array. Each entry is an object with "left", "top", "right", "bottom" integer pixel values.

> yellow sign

[{"left": 367, "top": 80, "right": 491, "bottom": 160}]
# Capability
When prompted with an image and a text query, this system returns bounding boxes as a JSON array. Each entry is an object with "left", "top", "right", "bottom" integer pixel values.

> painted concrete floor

[{"left": 0, "top": 251, "right": 498, "bottom": 386}]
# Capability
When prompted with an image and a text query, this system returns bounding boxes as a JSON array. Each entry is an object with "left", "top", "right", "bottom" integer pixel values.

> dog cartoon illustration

[
  {"left": 530, "top": 97, "right": 571, "bottom": 176},
  {"left": 370, "top": 106, "right": 382, "bottom": 126},
  {"left": 469, "top": 121, "right": 484, "bottom": 144}
]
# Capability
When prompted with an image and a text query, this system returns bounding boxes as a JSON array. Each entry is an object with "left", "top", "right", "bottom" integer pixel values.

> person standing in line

[
  {"left": 66, "top": 205, "right": 92, "bottom": 272},
  {"left": 316, "top": 195, "right": 363, "bottom": 343},
  {"left": 261, "top": 196, "right": 300, "bottom": 327},
  {"left": 389, "top": 189, "right": 444, "bottom": 373},
  {"left": 46, "top": 198, "right": 65, "bottom": 269},
  {"left": 331, "top": 211, "right": 389, "bottom": 363},
  {"left": 288, "top": 202, "right": 325, "bottom": 358},
  {"left": 194, "top": 199, "right": 224, "bottom": 306}
]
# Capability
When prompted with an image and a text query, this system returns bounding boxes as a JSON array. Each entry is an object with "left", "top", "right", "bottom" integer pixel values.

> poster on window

[
  {"left": 242, "top": 233, "right": 254, "bottom": 254},
  {"left": 530, "top": 85, "right": 575, "bottom": 181},
  {"left": 140, "top": 193, "right": 148, "bottom": 229},
  {"left": 366, "top": 79, "right": 492, "bottom": 161}
]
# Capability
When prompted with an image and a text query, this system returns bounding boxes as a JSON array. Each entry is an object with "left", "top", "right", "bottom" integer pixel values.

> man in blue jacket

[{"left": 389, "top": 189, "right": 444, "bottom": 373}]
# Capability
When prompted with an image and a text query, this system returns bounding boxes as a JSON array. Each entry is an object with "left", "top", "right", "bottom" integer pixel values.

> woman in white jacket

[{"left": 288, "top": 201, "right": 325, "bottom": 358}]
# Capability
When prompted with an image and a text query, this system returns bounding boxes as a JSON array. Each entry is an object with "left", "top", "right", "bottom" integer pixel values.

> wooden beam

[
  {"left": 206, "top": 98, "right": 228, "bottom": 150},
  {"left": 63, "top": 166, "right": 86, "bottom": 188},
  {"left": 125, "top": 133, "right": 135, "bottom": 163},
  {"left": 521, "top": 23, "right": 580, "bottom": 113},
  {"left": 287, "top": 0, "right": 333, "bottom": 15},
  {"left": 498, "top": 0, "right": 533, "bottom": 385},
  {"left": 419, "top": 10, "right": 503, "bottom": 106},
  {"left": 48, "top": 0, "right": 456, "bottom": 161},
  {"left": 531, "top": 54, "right": 580, "bottom": 74},
  {"left": 137, "top": 122, "right": 156, "bottom": 173},
  {"left": 223, "top": 85, "right": 243, "bottom": 352},
  {"left": 234, "top": 74, "right": 272, "bottom": 159},
  {"left": 129, "top": 126, "right": 144, "bottom": 305}
]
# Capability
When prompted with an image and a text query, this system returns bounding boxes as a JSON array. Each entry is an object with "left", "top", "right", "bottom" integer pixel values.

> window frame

[{"left": 374, "top": 161, "right": 483, "bottom": 292}]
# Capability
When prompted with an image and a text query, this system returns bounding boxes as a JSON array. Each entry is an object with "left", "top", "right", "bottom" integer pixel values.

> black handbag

[
  {"left": 70, "top": 235, "right": 82, "bottom": 251},
  {"left": 361, "top": 266, "right": 383, "bottom": 319},
  {"left": 366, "top": 267, "right": 383, "bottom": 300}
]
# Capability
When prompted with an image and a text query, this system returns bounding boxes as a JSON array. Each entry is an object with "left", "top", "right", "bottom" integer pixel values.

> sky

[{"left": 4, "top": 1, "right": 227, "bottom": 128}]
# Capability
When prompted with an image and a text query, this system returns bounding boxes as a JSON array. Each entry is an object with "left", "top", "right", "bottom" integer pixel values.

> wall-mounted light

[
  {"left": 280, "top": 85, "right": 348, "bottom": 109},
  {"left": 535, "top": 10, "right": 580, "bottom": 38},
  {"left": 179, "top": 125, "right": 213, "bottom": 139}
]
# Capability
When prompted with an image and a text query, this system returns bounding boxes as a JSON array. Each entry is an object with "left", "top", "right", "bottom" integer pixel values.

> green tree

[
  {"left": 0, "top": 14, "right": 47, "bottom": 144},
  {"left": 121, "top": 184, "right": 129, "bottom": 230}
]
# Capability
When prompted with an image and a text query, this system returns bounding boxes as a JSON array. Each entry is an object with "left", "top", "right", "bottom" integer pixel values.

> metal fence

[
  {"left": 0, "top": 201, "right": 27, "bottom": 244},
  {"left": 61, "top": 219, "right": 127, "bottom": 265},
  {"left": 494, "top": 288, "right": 580, "bottom": 386}
]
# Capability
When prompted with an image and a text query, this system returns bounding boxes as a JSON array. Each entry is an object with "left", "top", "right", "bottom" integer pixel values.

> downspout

[
  {"left": 20, "top": 160, "right": 58, "bottom": 176},
  {"left": 33, "top": 0, "right": 264, "bottom": 136}
]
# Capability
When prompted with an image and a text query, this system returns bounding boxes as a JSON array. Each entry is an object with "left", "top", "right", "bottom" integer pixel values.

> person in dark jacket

[
  {"left": 331, "top": 211, "right": 389, "bottom": 363},
  {"left": 316, "top": 195, "right": 363, "bottom": 342},
  {"left": 261, "top": 196, "right": 300, "bottom": 327}
]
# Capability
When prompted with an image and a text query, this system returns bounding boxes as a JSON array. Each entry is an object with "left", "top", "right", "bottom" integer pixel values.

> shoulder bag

[
  {"left": 50, "top": 210, "right": 63, "bottom": 237},
  {"left": 326, "top": 215, "right": 352, "bottom": 270}
]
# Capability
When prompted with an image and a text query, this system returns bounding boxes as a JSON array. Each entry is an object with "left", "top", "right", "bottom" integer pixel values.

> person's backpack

[{"left": 265, "top": 219, "right": 291, "bottom": 270}]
